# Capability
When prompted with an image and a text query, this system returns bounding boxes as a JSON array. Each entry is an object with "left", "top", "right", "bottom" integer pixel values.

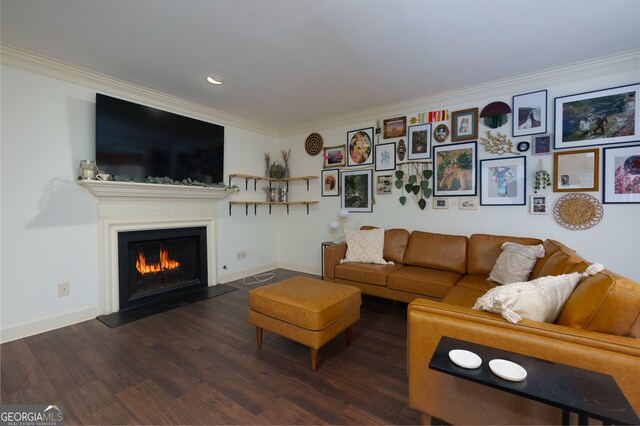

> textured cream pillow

[
  {"left": 488, "top": 242, "right": 545, "bottom": 285},
  {"left": 340, "top": 228, "right": 393, "bottom": 265},
  {"left": 474, "top": 264, "right": 604, "bottom": 323}
]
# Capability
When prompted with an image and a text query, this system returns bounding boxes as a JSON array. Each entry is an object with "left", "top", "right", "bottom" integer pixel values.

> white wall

[
  {"left": 0, "top": 64, "right": 279, "bottom": 341},
  {"left": 279, "top": 54, "right": 640, "bottom": 282}
]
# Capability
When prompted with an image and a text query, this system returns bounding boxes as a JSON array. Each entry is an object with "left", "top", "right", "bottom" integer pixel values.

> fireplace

[{"left": 118, "top": 226, "right": 208, "bottom": 309}]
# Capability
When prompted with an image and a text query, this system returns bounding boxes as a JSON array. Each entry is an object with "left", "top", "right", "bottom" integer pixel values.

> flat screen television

[{"left": 96, "top": 93, "right": 224, "bottom": 184}]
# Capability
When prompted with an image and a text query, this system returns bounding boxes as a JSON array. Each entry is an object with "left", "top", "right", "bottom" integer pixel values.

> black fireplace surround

[{"left": 117, "top": 226, "right": 208, "bottom": 310}]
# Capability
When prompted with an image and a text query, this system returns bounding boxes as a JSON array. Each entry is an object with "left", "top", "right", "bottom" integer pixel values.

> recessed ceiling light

[{"left": 206, "top": 76, "right": 224, "bottom": 85}]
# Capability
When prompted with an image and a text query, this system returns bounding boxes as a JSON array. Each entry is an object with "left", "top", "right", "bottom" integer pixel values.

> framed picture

[
  {"left": 512, "top": 90, "right": 548, "bottom": 136},
  {"left": 433, "top": 124, "right": 449, "bottom": 143},
  {"left": 375, "top": 142, "right": 396, "bottom": 171},
  {"left": 341, "top": 169, "right": 373, "bottom": 212},
  {"left": 480, "top": 156, "right": 526, "bottom": 206},
  {"left": 602, "top": 144, "right": 640, "bottom": 204},
  {"left": 376, "top": 175, "right": 393, "bottom": 195},
  {"left": 553, "top": 148, "right": 600, "bottom": 192},
  {"left": 533, "top": 135, "right": 552, "bottom": 155},
  {"left": 451, "top": 108, "right": 478, "bottom": 142},
  {"left": 433, "top": 141, "right": 477, "bottom": 197},
  {"left": 459, "top": 197, "right": 478, "bottom": 210},
  {"left": 407, "top": 124, "right": 432, "bottom": 160},
  {"left": 322, "top": 145, "right": 346, "bottom": 168},
  {"left": 432, "top": 198, "right": 449, "bottom": 209},
  {"left": 554, "top": 83, "right": 639, "bottom": 149},
  {"left": 530, "top": 195, "right": 548, "bottom": 214},
  {"left": 383, "top": 116, "right": 407, "bottom": 139},
  {"left": 321, "top": 169, "right": 339, "bottom": 197},
  {"left": 347, "top": 128, "right": 374, "bottom": 167}
]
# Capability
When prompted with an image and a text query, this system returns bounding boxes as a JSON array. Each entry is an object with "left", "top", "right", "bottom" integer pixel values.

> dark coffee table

[{"left": 429, "top": 336, "right": 639, "bottom": 425}]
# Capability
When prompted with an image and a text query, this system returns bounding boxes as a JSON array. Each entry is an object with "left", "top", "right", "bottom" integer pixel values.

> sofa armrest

[
  {"left": 323, "top": 243, "right": 346, "bottom": 280},
  {"left": 407, "top": 298, "right": 640, "bottom": 425}
]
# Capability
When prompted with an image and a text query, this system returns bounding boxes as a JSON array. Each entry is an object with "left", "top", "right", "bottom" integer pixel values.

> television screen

[{"left": 96, "top": 93, "right": 224, "bottom": 184}]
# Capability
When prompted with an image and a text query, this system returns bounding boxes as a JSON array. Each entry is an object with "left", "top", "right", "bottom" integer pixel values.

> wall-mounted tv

[{"left": 96, "top": 93, "right": 224, "bottom": 184}]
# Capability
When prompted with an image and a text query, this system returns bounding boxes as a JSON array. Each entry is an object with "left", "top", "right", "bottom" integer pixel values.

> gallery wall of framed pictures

[{"left": 316, "top": 81, "right": 639, "bottom": 216}]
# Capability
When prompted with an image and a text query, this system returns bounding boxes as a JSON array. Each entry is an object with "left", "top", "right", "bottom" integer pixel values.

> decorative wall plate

[
  {"left": 305, "top": 133, "right": 323, "bottom": 156},
  {"left": 397, "top": 139, "right": 407, "bottom": 161},
  {"left": 553, "top": 193, "right": 604, "bottom": 230},
  {"left": 517, "top": 141, "right": 530, "bottom": 152},
  {"left": 433, "top": 124, "right": 449, "bottom": 143}
]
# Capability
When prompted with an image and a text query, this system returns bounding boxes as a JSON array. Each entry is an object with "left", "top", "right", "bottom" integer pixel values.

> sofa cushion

[
  {"left": 403, "top": 231, "right": 468, "bottom": 274},
  {"left": 361, "top": 226, "right": 410, "bottom": 264},
  {"left": 488, "top": 242, "right": 545, "bottom": 285},
  {"left": 335, "top": 262, "right": 405, "bottom": 286},
  {"left": 387, "top": 266, "right": 461, "bottom": 299},
  {"left": 467, "top": 234, "right": 543, "bottom": 275},
  {"left": 456, "top": 274, "right": 497, "bottom": 292},
  {"left": 442, "top": 285, "right": 487, "bottom": 308},
  {"left": 556, "top": 262, "right": 640, "bottom": 337},
  {"left": 341, "top": 228, "right": 391, "bottom": 265},
  {"left": 529, "top": 239, "right": 583, "bottom": 279}
]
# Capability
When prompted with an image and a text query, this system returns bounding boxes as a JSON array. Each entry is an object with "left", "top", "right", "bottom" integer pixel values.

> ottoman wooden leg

[
  {"left": 256, "top": 327, "right": 263, "bottom": 348},
  {"left": 310, "top": 348, "right": 318, "bottom": 371},
  {"left": 346, "top": 326, "right": 352, "bottom": 345}
]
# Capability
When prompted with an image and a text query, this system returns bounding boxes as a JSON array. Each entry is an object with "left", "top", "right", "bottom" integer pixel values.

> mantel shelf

[{"left": 78, "top": 179, "right": 235, "bottom": 202}]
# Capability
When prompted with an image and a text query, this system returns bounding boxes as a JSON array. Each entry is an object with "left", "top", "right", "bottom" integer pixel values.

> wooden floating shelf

[
  {"left": 229, "top": 201, "right": 319, "bottom": 215},
  {"left": 228, "top": 174, "right": 318, "bottom": 190}
]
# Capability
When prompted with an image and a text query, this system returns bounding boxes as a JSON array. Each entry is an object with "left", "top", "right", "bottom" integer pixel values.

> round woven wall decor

[
  {"left": 553, "top": 193, "right": 604, "bottom": 230},
  {"left": 305, "top": 133, "right": 323, "bottom": 156}
]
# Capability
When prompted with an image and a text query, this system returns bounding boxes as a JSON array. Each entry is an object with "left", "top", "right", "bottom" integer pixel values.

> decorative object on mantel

[
  {"left": 108, "top": 174, "right": 234, "bottom": 189},
  {"left": 264, "top": 152, "right": 271, "bottom": 177},
  {"left": 395, "top": 162, "right": 433, "bottom": 210},
  {"left": 281, "top": 149, "right": 291, "bottom": 178},
  {"left": 305, "top": 133, "right": 323, "bottom": 156},
  {"left": 553, "top": 193, "right": 604, "bottom": 230},
  {"left": 78, "top": 160, "right": 98, "bottom": 180},
  {"left": 480, "top": 131, "right": 518, "bottom": 156},
  {"left": 480, "top": 101, "right": 512, "bottom": 129},
  {"left": 397, "top": 139, "right": 407, "bottom": 161}
]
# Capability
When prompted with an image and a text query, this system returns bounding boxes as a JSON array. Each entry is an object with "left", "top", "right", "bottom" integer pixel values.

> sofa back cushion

[
  {"left": 403, "top": 231, "right": 468, "bottom": 274},
  {"left": 361, "top": 226, "right": 410, "bottom": 264},
  {"left": 556, "top": 261, "right": 640, "bottom": 337},
  {"left": 529, "top": 239, "right": 583, "bottom": 279},
  {"left": 467, "top": 234, "right": 543, "bottom": 275}
]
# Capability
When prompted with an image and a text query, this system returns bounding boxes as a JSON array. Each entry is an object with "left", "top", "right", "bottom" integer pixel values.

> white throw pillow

[
  {"left": 488, "top": 242, "right": 545, "bottom": 285},
  {"left": 474, "top": 263, "right": 605, "bottom": 323},
  {"left": 340, "top": 228, "right": 393, "bottom": 265}
]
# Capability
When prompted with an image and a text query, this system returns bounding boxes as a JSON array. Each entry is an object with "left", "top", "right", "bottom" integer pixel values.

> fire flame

[{"left": 136, "top": 245, "right": 180, "bottom": 275}]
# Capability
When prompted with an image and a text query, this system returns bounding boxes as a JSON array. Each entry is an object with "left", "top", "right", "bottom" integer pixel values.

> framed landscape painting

[
  {"left": 383, "top": 116, "right": 407, "bottom": 139},
  {"left": 554, "top": 83, "right": 639, "bottom": 149},
  {"left": 323, "top": 145, "right": 346, "bottom": 168},
  {"left": 479, "top": 156, "right": 526, "bottom": 206},
  {"left": 433, "top": 141, "right": 477, "bottom": 197},
  {"left": 512, "top": 90, "right": 547, "bottom": 137},
  {"left": 341, "top": 169, "right": 373, "bottom": 212},
  {"left": 602, "top": 144, "right": 640, "bottom": 204}
]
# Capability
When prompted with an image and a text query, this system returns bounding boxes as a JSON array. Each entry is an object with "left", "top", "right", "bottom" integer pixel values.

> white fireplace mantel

[{"left": 78, "top": 180, "right": 233, "bottom": 314}]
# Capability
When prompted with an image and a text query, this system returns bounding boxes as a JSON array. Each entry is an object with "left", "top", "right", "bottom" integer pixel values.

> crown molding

[
  {"left": 279, "top": 49, "right": 640, "bottom": 137},
  {"left": 0, "top": 44, "right": 280, "bottom": 137}
]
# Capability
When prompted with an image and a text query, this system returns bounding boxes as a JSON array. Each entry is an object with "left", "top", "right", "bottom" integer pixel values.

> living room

[{"left": 1, "top": 1, "right": 639, "bottom": 424}]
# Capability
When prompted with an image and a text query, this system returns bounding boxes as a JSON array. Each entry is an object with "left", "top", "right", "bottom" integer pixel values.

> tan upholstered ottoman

[{"left": 248, "top": 277, "right": 361, "bottom": 371}]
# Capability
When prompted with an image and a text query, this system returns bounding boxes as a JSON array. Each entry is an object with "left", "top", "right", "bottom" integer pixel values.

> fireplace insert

[{"left": 117, "top": 226, "right": 207, "bottom": 309}]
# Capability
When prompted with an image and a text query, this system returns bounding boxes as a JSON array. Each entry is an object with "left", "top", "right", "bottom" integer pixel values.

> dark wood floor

[{"left": 1, "top": 269, "right": 420, "bottom": 425}]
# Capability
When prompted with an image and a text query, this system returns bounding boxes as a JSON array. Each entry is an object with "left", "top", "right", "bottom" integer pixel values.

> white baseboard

[
  {"left": 217, "top": 263, "right": 279, "bottom": 283},
  {"left": 0, "top": 305, "right": 100, "bottom": 343},
  {"left": 277, "top": 261, "right": 321, "bottom": 277}
]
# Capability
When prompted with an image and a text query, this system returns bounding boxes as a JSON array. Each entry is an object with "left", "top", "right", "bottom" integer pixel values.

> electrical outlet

[
  {"left": 236, "top": 250, "right": 246, "bottom": 261},
  {"left": 58, "top": 282, "right": 70, "bottom": 297}
]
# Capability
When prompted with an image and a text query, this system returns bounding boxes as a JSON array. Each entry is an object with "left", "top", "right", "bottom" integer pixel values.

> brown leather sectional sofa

[{"left": 323, "top": 227, "right": 640, "bottom": 425}]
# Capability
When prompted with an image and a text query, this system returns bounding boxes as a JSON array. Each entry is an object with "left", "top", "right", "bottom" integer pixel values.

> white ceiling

[{"left": 2, "top": 0, "right": 639, "bottom": 133}]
